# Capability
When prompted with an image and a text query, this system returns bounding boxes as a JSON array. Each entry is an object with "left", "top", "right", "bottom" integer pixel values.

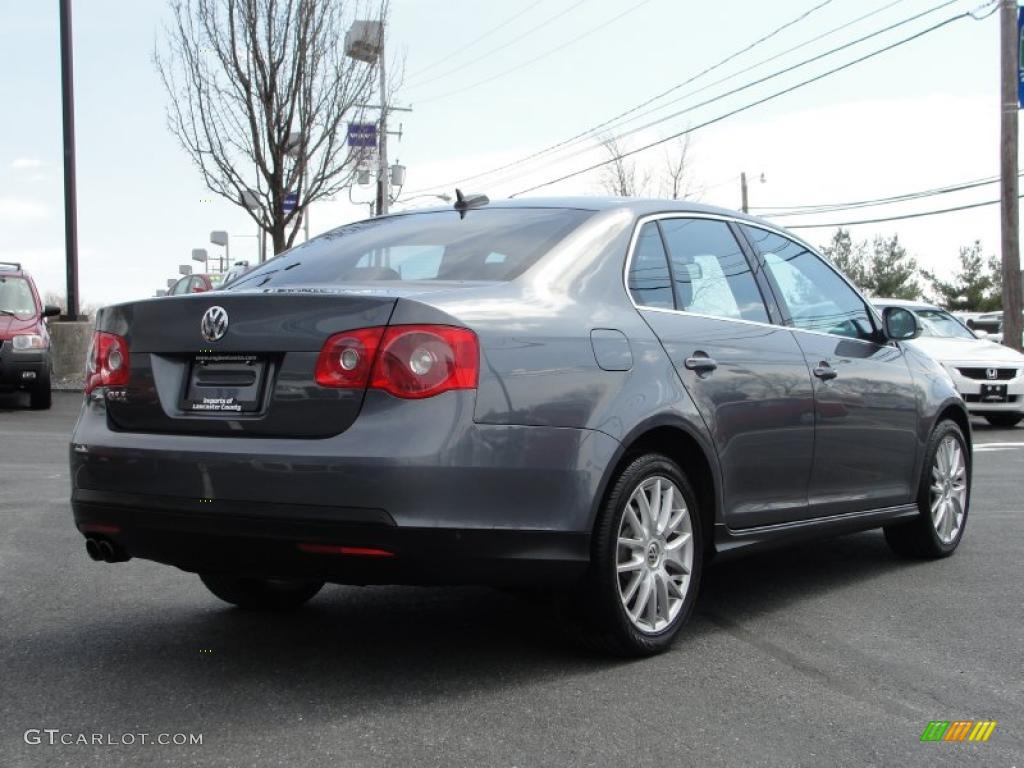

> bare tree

[
  {"left": 597, "top": 135, "right": 652, "bottom": 197},
  {"left": 659, "top": 134, "right": 700, "bottom": 201},
  {"left": 155, "top": 0, "right": 384, "bottom": 255},
  {"left": 596, "top": 133, "right": 699, "bottom": 200}
]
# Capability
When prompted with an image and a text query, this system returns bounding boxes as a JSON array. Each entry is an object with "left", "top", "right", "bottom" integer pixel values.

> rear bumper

[
  {"left": 0, "top": 345, "right": 47, "bottom": 390},
  {"left": 72, "top": 491, "right": 589, "bottom": 585},
  {"left": 69, "top": 391, "right": 619, "bottom": 584}
]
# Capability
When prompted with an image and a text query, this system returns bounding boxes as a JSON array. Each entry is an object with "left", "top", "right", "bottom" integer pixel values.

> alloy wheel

[
  {"left": 930, "top": 435, "right": 967, "bottom": 545},
  {"left": 616, "top": 475, "right": 694, "bottom": 634}
]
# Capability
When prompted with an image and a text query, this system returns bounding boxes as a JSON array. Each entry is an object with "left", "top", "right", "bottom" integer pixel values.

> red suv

[{"left": 0, "top": 262, "right": 61, "bottom": 409}]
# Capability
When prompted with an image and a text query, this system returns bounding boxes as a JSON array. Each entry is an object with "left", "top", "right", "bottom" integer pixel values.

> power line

[
  {"left": 403, "top": 0, "right": 548, "bottom": 82},
  {"left": 501, "top": 0, "right": 964, "bottom": 193},
  {"left": 509, "top": 8, "right": 980, "bottom": 197},
  {"left": 404, "top": 0, "right": 900, "bottom": 196},
  {"left": 404, "top": 0, "right": 589, "bottom": 90},
  {"left": 412, "top": 0, "right": 654, "bottom": 105},
  {"left": 758, "top": 174, "right": 1011, "bottom": 217},
  {"left": 785, "top": 195, "right": 1018, "bottom": 228}
]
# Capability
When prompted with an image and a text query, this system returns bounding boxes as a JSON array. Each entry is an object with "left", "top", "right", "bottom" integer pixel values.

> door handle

[
  {"left": 812, "top": 362, "right": 837, "bottom": 381},
  {"left": 684, "top": 354, "right": 718, "bottom": 373}
]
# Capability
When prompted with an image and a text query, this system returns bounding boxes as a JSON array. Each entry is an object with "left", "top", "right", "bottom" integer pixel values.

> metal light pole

[
  {"left": 376, "top": 35, "right": 389, "bottom": 217},
  {"left": 1000, "top": 0, "right": 1023, "bottom": 351},
  {"left": 59, "top": 0, "right": 80, "bottom": 319}
]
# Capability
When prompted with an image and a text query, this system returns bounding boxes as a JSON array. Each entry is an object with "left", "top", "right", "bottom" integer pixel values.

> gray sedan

[{"left": 70, "top": 197, "right": 971, "bottom": 656}]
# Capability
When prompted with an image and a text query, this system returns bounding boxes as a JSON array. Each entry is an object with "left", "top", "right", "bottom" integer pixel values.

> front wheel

[
  {"left": 199, "top": 573, "right": 324, "bottom": 610},
  {"left": 984, "top": 413, "right": 1022, "bottom": 428},
  {"left": 884, "top": 420, "right": 970, "bottom": 559},
  {"left": 572, "top": 453, "right": 703, "bottom": 656}
]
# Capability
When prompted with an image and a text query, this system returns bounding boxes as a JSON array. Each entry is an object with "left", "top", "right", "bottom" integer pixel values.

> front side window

[
  {"left": 659, "top": 218, "right": 768, "bottom": 323},
  {"left": 627, "top": 222, "right": 674, "bottom": 309},
  {"left": 742, "top": 225, "right": 875, "bottom": 341},
  {"left": 227, "top": 209, "right": 593, "bottom": 290}
]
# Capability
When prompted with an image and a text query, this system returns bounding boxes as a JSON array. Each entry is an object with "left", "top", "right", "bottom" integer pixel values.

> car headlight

[{"left": 11, "top": 334, "right": 47, "bottom": 352}]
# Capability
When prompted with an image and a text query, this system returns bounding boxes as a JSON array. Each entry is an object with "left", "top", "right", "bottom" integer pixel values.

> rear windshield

[{"left": 226, "top": 208, "right": 593, "bottom": 290}]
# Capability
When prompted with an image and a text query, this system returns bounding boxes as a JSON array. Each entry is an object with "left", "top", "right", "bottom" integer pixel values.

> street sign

[
  {"left": 1019, "top": 6, "right": 1024, "bottom": 107},
  {"left": 283, "top": 192, "right": 298, "bottom": 215},
  {"left": 347, "top": 122, "right": 378, "bottom": 148}
]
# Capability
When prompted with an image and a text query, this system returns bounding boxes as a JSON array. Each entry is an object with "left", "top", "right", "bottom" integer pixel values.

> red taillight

[
  {"left": 316, "top": 324, "right": 479, "bottom": 399},
  {"left": 84, "top": 331, "right": 130, "bottom": 395},
  {"left": 314, "top": 327, "right": 386, "bottom": 388}
]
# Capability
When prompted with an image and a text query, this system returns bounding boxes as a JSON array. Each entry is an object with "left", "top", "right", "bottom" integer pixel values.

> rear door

[
  {"left": 739, "top": 225, "right": 920, "bottom": 517},
  {"left": 628, "top": 216, "right": 815, "bottom": 528}
]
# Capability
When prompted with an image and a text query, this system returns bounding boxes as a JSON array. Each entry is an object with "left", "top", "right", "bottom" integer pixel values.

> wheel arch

[{"left": 591, "top": 417, "right": 721, "bottom": 554}]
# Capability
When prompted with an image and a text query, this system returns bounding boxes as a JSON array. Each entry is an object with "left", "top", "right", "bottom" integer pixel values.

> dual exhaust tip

[{"left": 84, "top": 537, "right": 130, "bottom": 564}]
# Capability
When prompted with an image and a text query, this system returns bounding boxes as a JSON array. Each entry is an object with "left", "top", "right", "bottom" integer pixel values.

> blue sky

[{"left": 0, "top": 0, "right": 1006, "bottom": 306}]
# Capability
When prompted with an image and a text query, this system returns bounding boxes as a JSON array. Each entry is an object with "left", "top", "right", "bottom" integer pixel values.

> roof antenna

[{"left": 454, "top": 188, "right": 489, "bottom": 219}]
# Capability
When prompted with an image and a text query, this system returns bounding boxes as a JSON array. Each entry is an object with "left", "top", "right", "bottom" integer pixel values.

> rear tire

[
  {"left": 884, "top": 420, "right": 969, "bottom": 559},
  {"left": 199, "top": 574, "right": 324, "bottom": 610},
  {"left": 570, "top": 453, "right": 703, "bottom": 657},
  {"left": 983, "top": 413, "right": 1022, "bottom": 428},
  {"left": 29, "top": 367, "right": 51, "bottom": 410}
]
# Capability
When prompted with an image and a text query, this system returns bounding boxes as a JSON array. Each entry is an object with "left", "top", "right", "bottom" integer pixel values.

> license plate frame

[
  {"left": 979, "top": 383, "right": 1009, "bottom": 403},
  {"left": 182, "top": 353, "right": 268, "bottom": 414}
]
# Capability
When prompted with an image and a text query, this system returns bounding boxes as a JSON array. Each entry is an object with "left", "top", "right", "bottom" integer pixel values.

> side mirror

[
  {"left": 973, "top": 329, "right": 989, "bottom": 339},
  {"left": 43, "top": 304, "right": 62, "bottom": 318},
  {"left": 882, "top": 306, "right": 920, "bottom": 341}
]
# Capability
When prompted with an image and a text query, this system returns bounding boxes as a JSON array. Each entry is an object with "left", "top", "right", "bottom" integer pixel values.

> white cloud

[
  {"left": 0, "top": 197, "right": 49, "bottom": 222},
  {"left": 11, "top": 157, "right": 44, "bottom": 170}
]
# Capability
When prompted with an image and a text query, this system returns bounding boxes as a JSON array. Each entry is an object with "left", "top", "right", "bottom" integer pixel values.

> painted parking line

[{"left": 974, "top": 442, "right": 1024, "bottom": 452}]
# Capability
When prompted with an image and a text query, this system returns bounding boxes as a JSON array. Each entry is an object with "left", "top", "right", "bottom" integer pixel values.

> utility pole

[
  {"left": 740, "top": 172, "right": 749, "bottom": 214},
  {"left": 59, "top": 0, "right": 80, "bottom": 319},
  {"left": 375, "top": 37, "right": 389, "bottom": 217},
  {"left": 1000, "top": 0, "right": 1023, "bottom": 351}
]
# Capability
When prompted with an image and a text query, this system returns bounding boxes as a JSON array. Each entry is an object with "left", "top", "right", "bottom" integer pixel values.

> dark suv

[{"left": 0, "top": 262, "right": 61, "bottom": 409}]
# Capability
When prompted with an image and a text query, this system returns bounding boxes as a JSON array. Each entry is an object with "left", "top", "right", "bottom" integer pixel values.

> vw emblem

[
  {"left": 986, "top": 368, "right": 999, "bottom": 380},
  {"left": 200, "top": 306, "right": 229, "bottom": 342}
]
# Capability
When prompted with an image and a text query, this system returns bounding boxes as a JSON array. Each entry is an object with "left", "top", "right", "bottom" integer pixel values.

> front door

[
  {"left": 740, "top": 225, "right": 920, "bottom": 517},
  {"left": 629, "top": 217, "right": 816, "bottom": 528}
]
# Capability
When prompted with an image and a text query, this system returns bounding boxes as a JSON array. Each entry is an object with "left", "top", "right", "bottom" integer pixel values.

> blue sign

[
  {"left": 347, "top": 122, "right": 378, "bottom": 148},
  {"left": 1019, "top": 6, "right": 1024, "bottom": 107},
  {"left": 283, "top": 192, "right": 298, "bottom": 215}
]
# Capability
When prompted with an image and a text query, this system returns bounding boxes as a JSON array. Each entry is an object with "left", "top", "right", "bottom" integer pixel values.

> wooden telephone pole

[{"left": 1000, "top": 0, "right": 1023, "bottom": 351}]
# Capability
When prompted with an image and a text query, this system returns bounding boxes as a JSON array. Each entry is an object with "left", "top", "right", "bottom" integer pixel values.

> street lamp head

[
  {"left": 210, "top": 231, "right": 228, "bottom": 247},
  {"left": 178, "top": 264, "right": 192, "bottom": 276},
  {"left": 166, "top": 278, "right": 177, "bottom": 289},
  {"left": 242, "top": 189, "right": 260, "bottom": 210},
  {"left": 191, "top": 248, "right": 208, "bottom": 263},
  {"left": 344, "top": 20, "right": 383, "bottom": 63}
]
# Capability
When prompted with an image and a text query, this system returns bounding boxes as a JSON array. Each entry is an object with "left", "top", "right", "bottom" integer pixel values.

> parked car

[
  {"left": 71, "top": 198, "right": 971, "bottom": 656},
  {"left": 0, "top": 262, "right": 61, "bottom": 409},
  {"left": 167, "top": 273, "right": 224, "bottom": 295},
  {"left": 872, "top": 298, "right": 1024, "bottom": 428}
]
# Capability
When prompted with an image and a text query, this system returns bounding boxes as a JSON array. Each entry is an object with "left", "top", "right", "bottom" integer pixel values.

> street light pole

[
  {"left": 375, "top": 35, "right": 389, "bottom": 217},
  {"left": 740, "top": 172, "right": 748, "bottom": 214},
  {"left": 1000, "top": 0, "right": 1023, "bottom": 351},
  {"left": 59, "top": 0, "right": 80, "bottom": 319}
]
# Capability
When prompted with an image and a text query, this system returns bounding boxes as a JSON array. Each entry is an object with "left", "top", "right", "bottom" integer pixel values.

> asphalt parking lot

[{"left": 1, "top": 391, "right": 1022, "bottom": 768}]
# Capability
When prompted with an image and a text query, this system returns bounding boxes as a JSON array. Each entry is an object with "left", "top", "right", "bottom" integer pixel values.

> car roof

[
  {"left": 389, "top": 195, "right": 782, "bottom": 227},
  {"left": 0, "top": 261, "right": 26, "bottom": 277},
  {"left": 871, "top": 297, "right": 940, "bottom": 311}
]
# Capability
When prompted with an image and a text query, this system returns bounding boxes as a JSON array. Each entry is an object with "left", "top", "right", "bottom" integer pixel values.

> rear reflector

[
  {"left": 297, "top": 543, "right": 395, "bottom": 557},
  {"left": 315, "top": 324, "right": 479, "bottom": 399},
  {"left": 78, "top": 523, "right": 122, "bottom": 535}
]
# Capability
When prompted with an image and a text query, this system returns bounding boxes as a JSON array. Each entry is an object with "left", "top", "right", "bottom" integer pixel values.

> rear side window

[
  {"left": 659, "top": 218, "right": 769, "bottom": 323},
  {"left": 627, "top": 223, "right": 674, "bottom": 309},
  {"left": 227, "top": 209, "right": 593, "bottom": 289}
]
